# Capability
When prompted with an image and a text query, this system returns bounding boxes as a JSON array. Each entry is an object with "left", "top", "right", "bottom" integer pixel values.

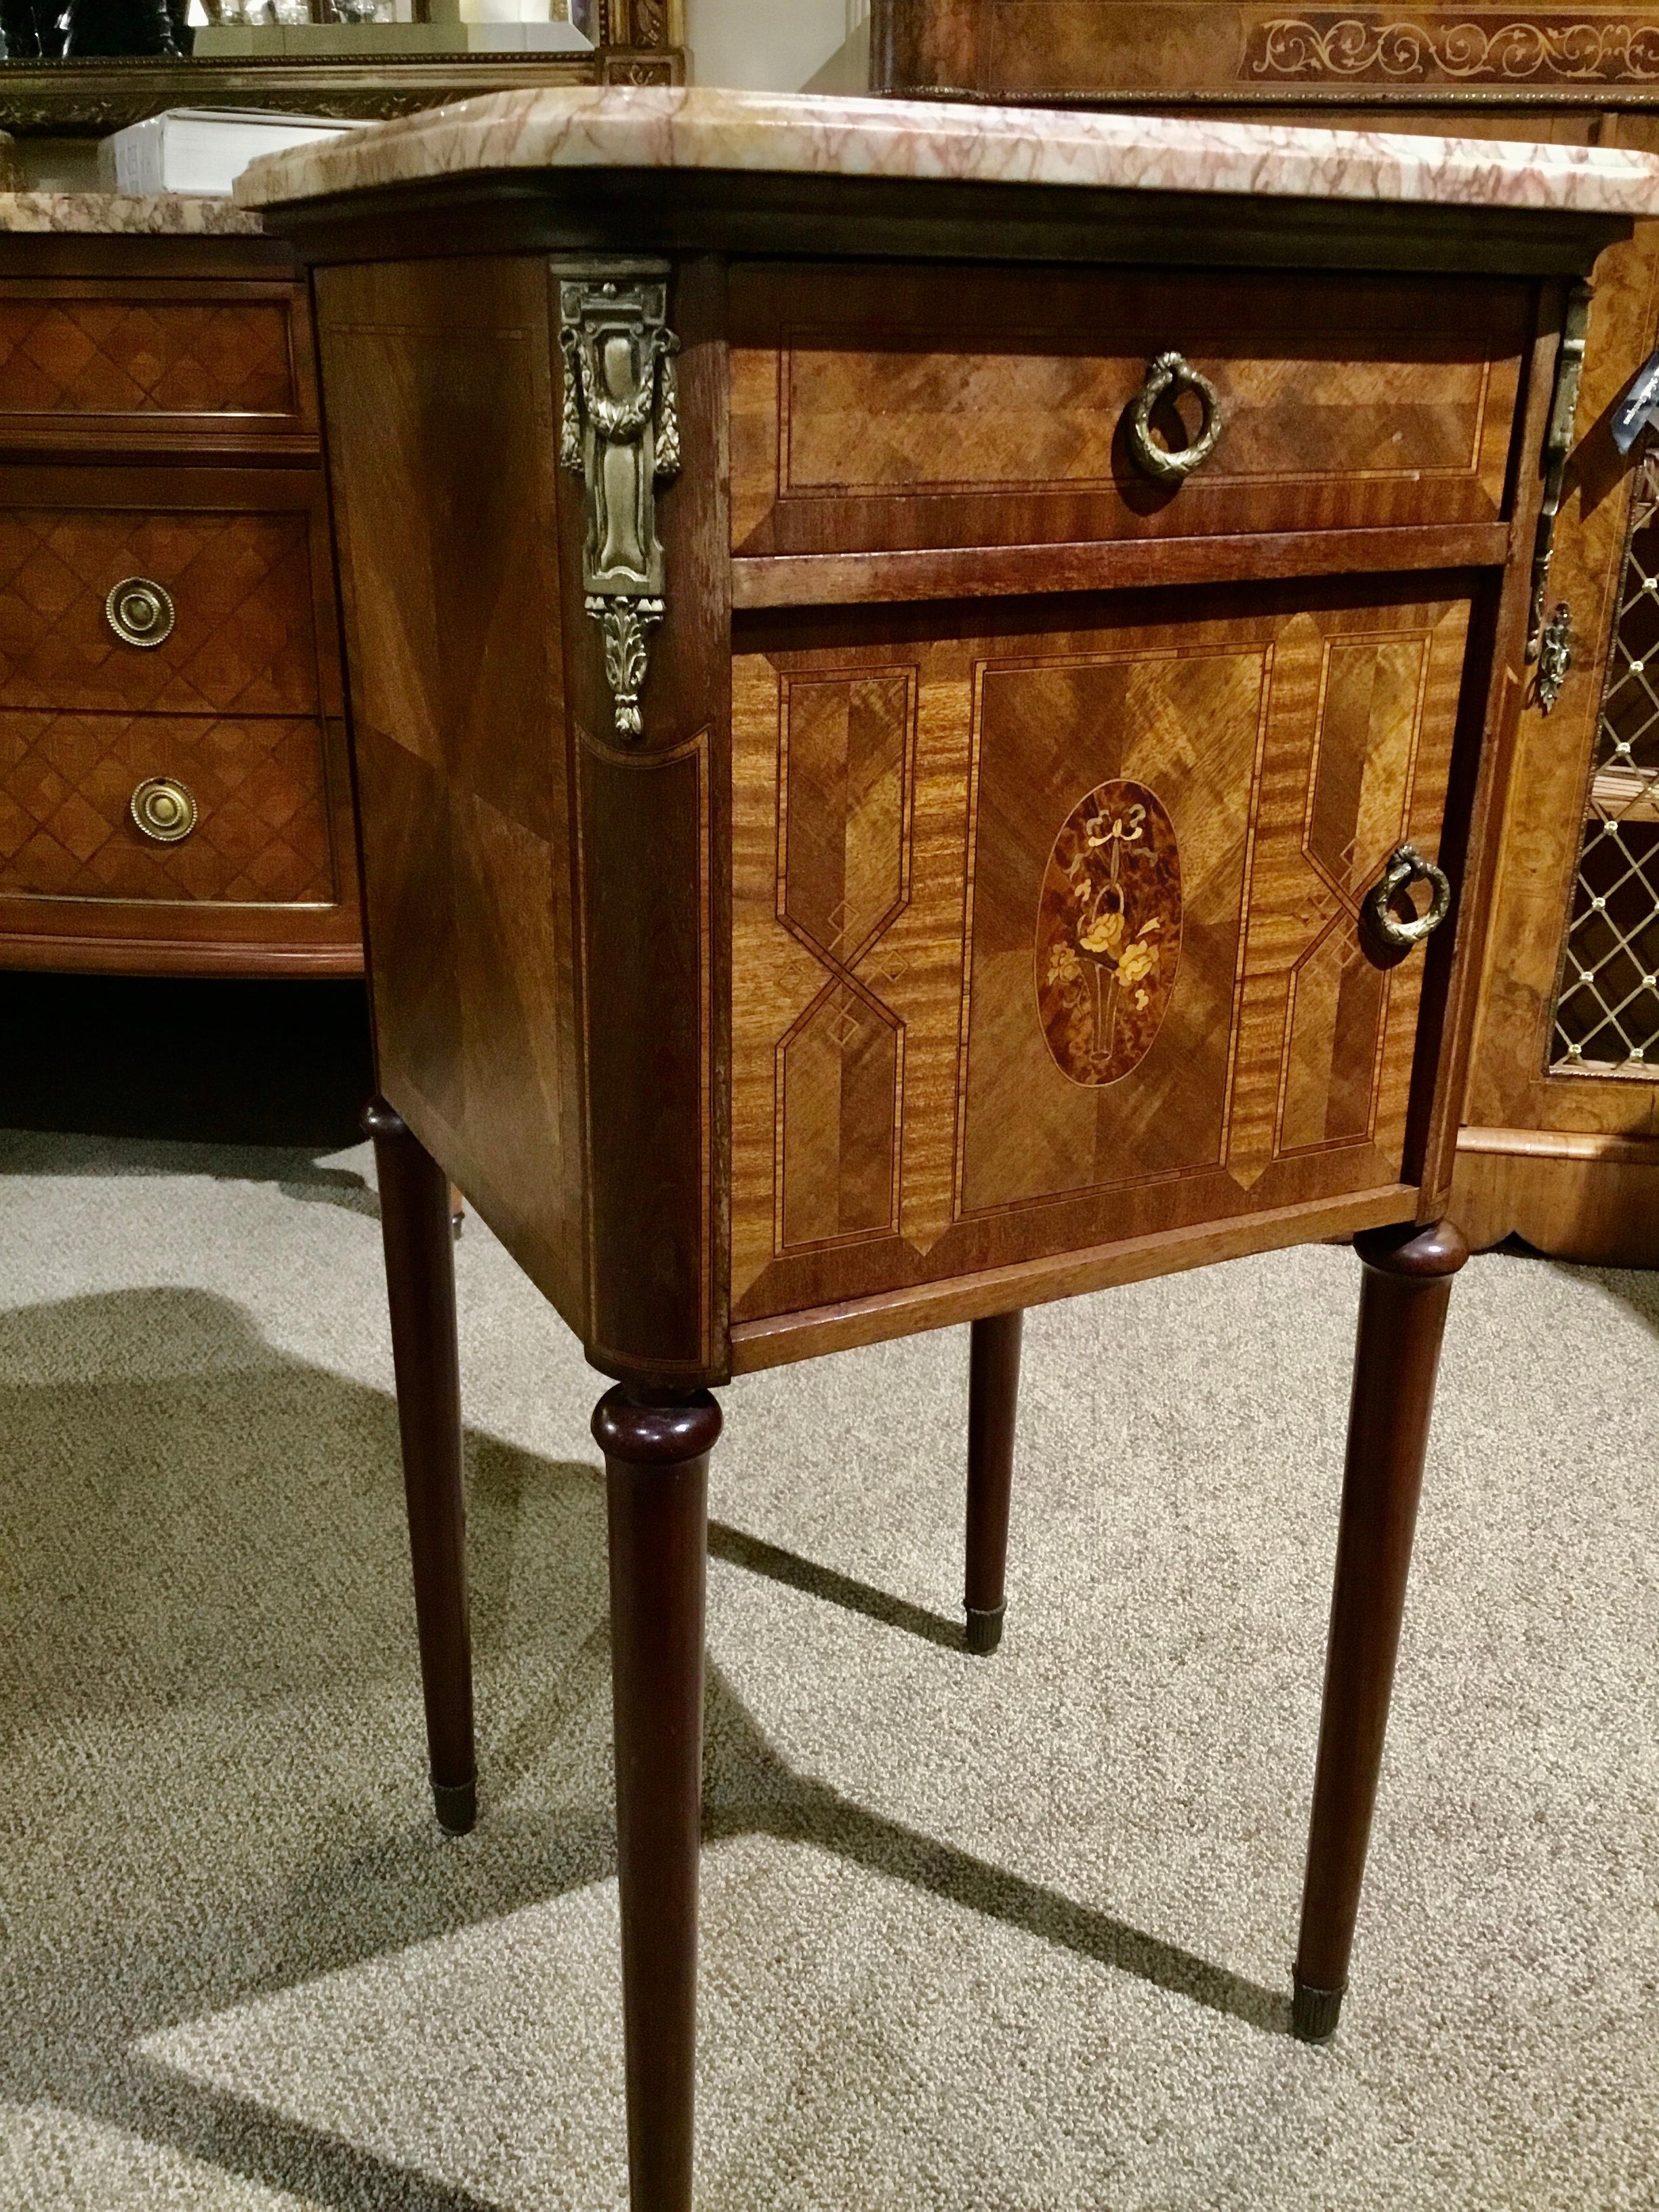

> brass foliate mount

[
  {"left": 558, "top": 275, "right": 680, "bottom": 741},
  {"left": 1537, "top": 602, "right": 1573, "bottom": 716},
  {"left": 1527, "top": 281, "right": 1591, "bottom": 672}
]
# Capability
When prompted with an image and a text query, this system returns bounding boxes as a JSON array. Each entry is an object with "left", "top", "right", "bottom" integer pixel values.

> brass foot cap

[
  {"left": 965, "top": 1604, "right": 1006, "bottom": 1656},
  {"left": 432, "top": 1776, "right": 477, "bottom": 1835},
  {"left": 1292, "top": 1977, "right": 1345, "bottom": 2043}
]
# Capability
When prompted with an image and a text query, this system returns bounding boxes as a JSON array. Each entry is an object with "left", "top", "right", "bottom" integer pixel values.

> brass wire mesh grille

[{"left": 1551, "top": 453, "right": 1659, "bottom": 1075}]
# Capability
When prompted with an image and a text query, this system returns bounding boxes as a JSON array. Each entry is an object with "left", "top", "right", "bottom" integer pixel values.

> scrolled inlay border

[{"left": 1248, "top": 14, "right": 1659, "bottom": 81}]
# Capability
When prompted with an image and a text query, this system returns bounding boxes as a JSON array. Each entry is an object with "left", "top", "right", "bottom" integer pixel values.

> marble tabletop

[
  {"left": 234, "top": 84, "right": 1659, "bottom": 216},
  {"left": 0, "top": 192, "right": 262, "bottom": 235}
]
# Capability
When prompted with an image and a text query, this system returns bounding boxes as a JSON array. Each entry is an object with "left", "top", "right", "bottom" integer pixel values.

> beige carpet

[{"left": 1, "top": 1127, "right": 1656, "bottom": 2211}]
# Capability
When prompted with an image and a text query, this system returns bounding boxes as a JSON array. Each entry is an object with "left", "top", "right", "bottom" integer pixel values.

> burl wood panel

[
  {"left": 731, "top": 581, "right": 1469, "bottom": 1322},
  {"left": 0, "top": 709, "right": 335, "bottom": 905},
  {"left": 1460, "top": 193, "right": 1659, "bottom": 1149},
  {"left": 316, "top": 254, "right": 585, "bottom": 1331},
  {"left": 0, "top": 285, "right": 300, "bottom": 423},
  {"left": 729, "top": 264, "right": 1529, "bottom": 558},
  {"left": 0, "top": 502, "right": 321, "bottom": 717}
]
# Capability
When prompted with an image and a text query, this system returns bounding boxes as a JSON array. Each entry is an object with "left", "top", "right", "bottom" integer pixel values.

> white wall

[{"left": 684, "top": 0, "right": 869, "bottom": 92}]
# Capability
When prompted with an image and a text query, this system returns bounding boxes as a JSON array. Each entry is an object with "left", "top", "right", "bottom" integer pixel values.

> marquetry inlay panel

[
  {"left": 0, "top": 508, "right": 320, "bottom": 716},
  {"left": 731, "top": 587, "right": 1468, "bottom": 1320},
  {"left": 1036, "top": 777, "right": 1182, "bottom": 1086},
  {"left": 729, "top": 264, "right": 1528, "bottom": 556},
  {"left": 0, "top": 295, "right": 297, "bottom": 419},
  {"left": 0, "top": 708, "right": 334, "bottom": 904}
]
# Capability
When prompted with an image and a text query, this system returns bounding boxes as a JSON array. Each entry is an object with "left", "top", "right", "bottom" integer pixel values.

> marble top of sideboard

[
  {"left": 0, "top": 192, "right": 261, "bottom": 235},
  {"left": 232, "top": 83, "right": 1659, "bottom": 216}
]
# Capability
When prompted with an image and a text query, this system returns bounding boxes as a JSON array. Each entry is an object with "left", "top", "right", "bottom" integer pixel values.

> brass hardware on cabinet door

[
  {"left": 105, "top": 577, "right": 175, "bottom": 650},
  {"left": 1126, "top": 350, "right": 1225, "bottom": 483},
  {"left": 1536, "top": 602, "right": 1572, "bottom": 714},
  {"left": 130, "top": 776, "right": 197, "bottom": 844},
  {"left": 1526, "top": 282, "right": 1591, "bottom": 664},
  {"left": 1364, "top": 843, "right": 1452, "bottom": 951}
]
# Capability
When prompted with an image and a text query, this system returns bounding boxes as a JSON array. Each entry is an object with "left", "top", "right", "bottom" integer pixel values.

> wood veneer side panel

[
  {"left": 1409, "top": 285, "right": 1559, "bottom": 1215},
  {"left": 562, "top": 253, "right": 733, "bottom": 1386},
  {"left": 1450, "top": 1141, "right": 1659, "bottom": 1261},
  {"left": 731, "top": 1182, "right": 1418, "bottom": 1371},
  {"left": 314, "top": 252, "right": 585, "bottom": 1330}
]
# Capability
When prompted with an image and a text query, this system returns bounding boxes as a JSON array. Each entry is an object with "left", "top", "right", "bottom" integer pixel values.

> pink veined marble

[
  {"left": 0, "top": 191, "right": 262, "bottom": 235},
  {"left": 234, "top": 83, "right": 1659, "bottom": 215}
]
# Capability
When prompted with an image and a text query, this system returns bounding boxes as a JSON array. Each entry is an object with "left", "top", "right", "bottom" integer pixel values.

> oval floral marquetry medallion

[{"left": 1036, "top": 779, "right": 1183, "bottom": 1085}]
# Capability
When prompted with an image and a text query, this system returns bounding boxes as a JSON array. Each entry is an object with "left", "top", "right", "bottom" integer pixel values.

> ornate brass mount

[
  {"left": 1528, "top": 282, "right": 1591, "bottom": 665},
  {"left": 129, "top": 775, "right": 197, "bottom": 845},
  {"left": 1126, "top": 350, "right": 1225, "bottom": 483},
  {"left": 558, "top": 273, "right": 680, "bottom": 741},
  {"left": 1537, "top": 601, "right": 1573, "bottom": 714},
  {"left": 1364, "top": 843, "right": 1452, "bottom": 951},
  {"left": 105, "top": 577, "right": 175, "bottom": 650}
]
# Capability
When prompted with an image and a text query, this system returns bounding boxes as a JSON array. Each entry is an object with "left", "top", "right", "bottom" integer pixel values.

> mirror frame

[{"left": 0, "top": 0, "right": 681, "bottom": 135}]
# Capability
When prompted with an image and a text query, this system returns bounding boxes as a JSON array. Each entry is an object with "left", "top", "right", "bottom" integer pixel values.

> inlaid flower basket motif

[{"left": 1035, "top": 778, "right": 1183, "bottom": 1084}]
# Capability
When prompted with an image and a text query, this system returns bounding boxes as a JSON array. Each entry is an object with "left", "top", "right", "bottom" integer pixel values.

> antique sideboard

[
  {"left": 0, "top": 199, "right": 362, "bottom": 977},
  {"left": 239, "top": 86, "right": 1658, "bottom": 2212},
  {"left": 873, "top": 0, "right": 1659, "bottom": 1262}
]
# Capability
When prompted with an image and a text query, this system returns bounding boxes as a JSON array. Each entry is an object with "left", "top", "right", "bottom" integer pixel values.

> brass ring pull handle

[
  {"left": 130, "top": 776, "right": 197, "bottom": 844},
  {"left": 105, "top": 577, "right": 175, "bottom": 649},
  {"left": 1364, "top": 843, "right": 1452, "bottom": 951},
  {"left": 1126, "top": 351, "right": 1225, "bottom": 483}
]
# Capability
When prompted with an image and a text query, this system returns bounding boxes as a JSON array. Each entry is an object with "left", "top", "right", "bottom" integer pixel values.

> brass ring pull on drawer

[
  {"left": 106, "top": 577, "right": 175, "bottom": 649},
  {"left": 130, "top": 776, "right": 197, "bottom": 844},
  {"left": 1364, "top": 843, "right": 1452, "bottom": 951},
  {"left": 1127, "top": 351, "right": 1225, "bottom": 483}
]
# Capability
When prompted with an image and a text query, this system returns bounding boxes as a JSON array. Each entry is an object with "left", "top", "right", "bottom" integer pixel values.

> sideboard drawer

[
  {"left": 0, "top": 709, "right": 337, "bottom": 905},
  {"left": 729, "top": 263, "right": 1531, "bottom": 558},
  {"left": 0, "top": 501, "right": 323, "bottom": 716},
  {"left": 0, "top": 280, "right": 314, "bottom": 441}
]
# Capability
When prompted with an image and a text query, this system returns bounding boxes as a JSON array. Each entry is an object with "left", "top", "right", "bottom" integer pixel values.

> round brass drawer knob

[
  {"left": 105, "top": 577, "right": 175, "bottom": 649},
  {"left": 130, "top": 776, "right": 197, "bottom": 845}
]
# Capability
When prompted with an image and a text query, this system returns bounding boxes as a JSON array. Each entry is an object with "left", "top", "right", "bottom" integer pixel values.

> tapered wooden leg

[
  {"left": 594, "top": 1383, "right": 718, "bottom": 2212},
  {"left": 1292, "top": 1218, "right": 1469, "bottom": 2042},
  {"left": 363, "top": 1097, "right": 477, "bottom": 1836},
  {"left": 965, "top": 1309, "right": 1023, "bottom": 1654}
]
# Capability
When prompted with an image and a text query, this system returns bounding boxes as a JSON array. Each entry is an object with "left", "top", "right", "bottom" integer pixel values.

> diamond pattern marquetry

[
  {"left": 0, "top": 299, "right": 295, "bottom": 419},
  {"left": 0, "top": 710, "right": 334, "bottom": 905},
  {"left": 0, "top": 510, "right": 319, "bottom": 717}
]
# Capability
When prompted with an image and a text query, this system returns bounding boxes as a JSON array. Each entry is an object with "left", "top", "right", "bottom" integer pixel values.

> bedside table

[{"left": 241, "top": 89, "right": 1658, "bottom": 2212}]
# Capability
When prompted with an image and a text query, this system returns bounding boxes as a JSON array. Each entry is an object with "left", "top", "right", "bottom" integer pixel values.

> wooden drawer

[
  {"left": 730, "top": 578, "right": 1469, "bottom": 1322},
  {"left": 0, "top": 709, "right": 337, "bottom": 906},
  {"left": 729, "top": 264, "right": 1532, "bottom": 558},
  {"left": 0, "top": 489, "right": 325, "bottom": 717},
  {"left": 0, "top": 277, "right": 316, "bottom": 451}
]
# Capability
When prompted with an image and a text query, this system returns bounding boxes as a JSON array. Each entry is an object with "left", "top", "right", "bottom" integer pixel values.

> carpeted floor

[{"left": 1, "top": 1127, "right": 1656, "bottom": 2211}]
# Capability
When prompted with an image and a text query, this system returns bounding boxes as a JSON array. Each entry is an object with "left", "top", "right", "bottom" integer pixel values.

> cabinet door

[{"left": 730, "top": 581, "right": 1471, "bottom": 1324}]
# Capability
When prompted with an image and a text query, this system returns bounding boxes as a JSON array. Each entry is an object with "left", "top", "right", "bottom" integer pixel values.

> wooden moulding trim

[
  {"left": 731, "top": 526, "right": 1514, "bottom": 609},
  {"left": 1458, "top": 1123, "right": 1659, "bottom": 1166},
  {"left": 0, "top": 933, "right": 363, "bottom": 978},
  {"left": 728, "top": 1183, "right": 1418, "bottom": 1374}
]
